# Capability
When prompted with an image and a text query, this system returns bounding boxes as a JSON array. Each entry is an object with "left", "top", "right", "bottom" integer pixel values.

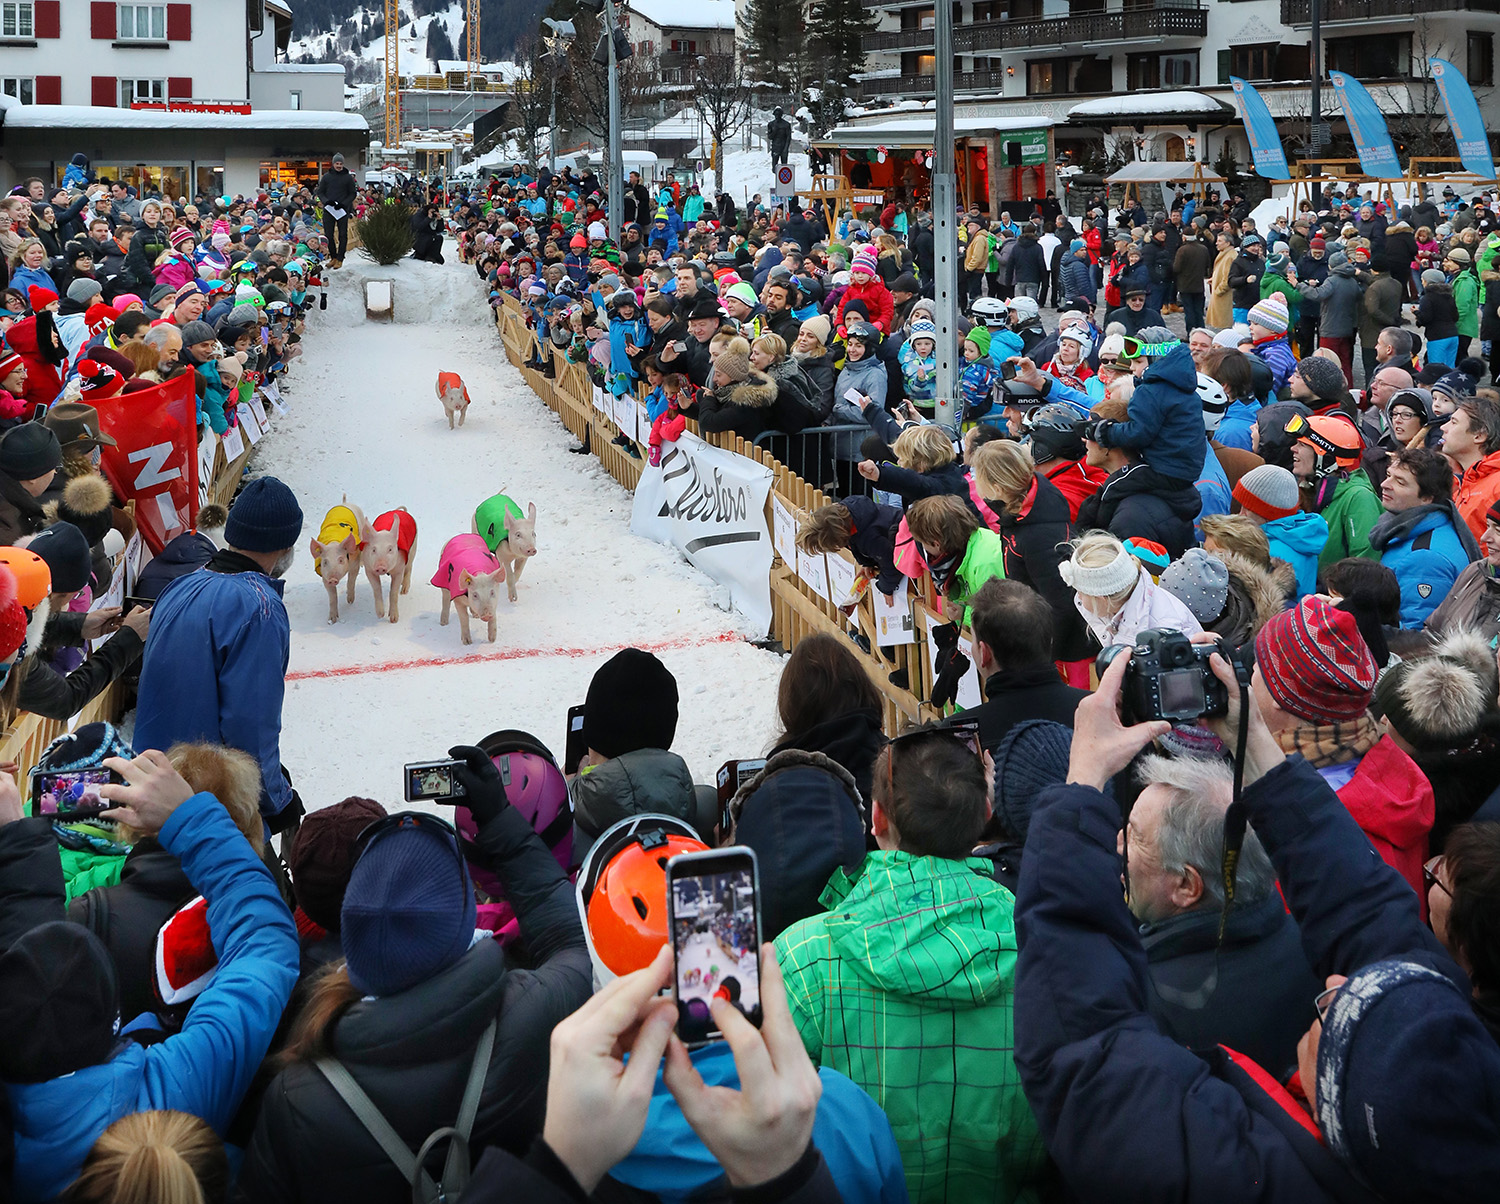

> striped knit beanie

[{"left": 1254, "top": 596, "right": 1377, "bottom": 723}]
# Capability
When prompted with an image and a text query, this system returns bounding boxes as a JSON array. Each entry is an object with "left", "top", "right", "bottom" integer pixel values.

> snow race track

[{"left": 252, "top": 251, "right": 785, "bottom": 815}]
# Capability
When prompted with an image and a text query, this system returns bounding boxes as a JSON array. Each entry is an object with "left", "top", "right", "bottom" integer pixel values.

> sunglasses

[
  {"left": 1315, "top": 983, "right": 1342, "bottom": 1025},
  {"left": 1423, "top": 855, "right": 1451, "bottom": 899},
  {"left": 885, "top": 720, "right": 985, "bottom": 796}
]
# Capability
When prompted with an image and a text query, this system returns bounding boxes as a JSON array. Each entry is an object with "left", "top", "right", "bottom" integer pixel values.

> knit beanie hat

[
  {"left": 224, "top": 475, "right": 303, "bottom": 553},
  {"left": 1059, "top": 541, "right": 1140, "bottom": 598},
  {"left": 1266, "top": 252, "right": 1290, "bottom": 275},
  {"left": 169, "top": 226, "right": 194, "bottom": 248},
  {"left": 800, "top": 313, "right": 831, "bottom": 347},
  {"left": 340, "top": 814, "right": 478, "bottom": 997},
  {"left": 1247, "top": 294, "right": 1289, "bottom": 334},
  {"left": 28, "top": 286, "right": 58, "bottom": 312},
  {"left": 66, "top": 278, "right": 102, "bottom": 305},
  {"left": 226, "top": 304, "right": 261, "bottom": 328},
  {"left": 1159, "top": 548, "right": 1230, "bottom": 624},
  {"left": 1446, "top": 246, "right": 1471, "bottom": 265},
  {"left": 1316, "top": 959, "right": 1500, "bottom": 1198},
  {"left": 992, "top": 720, "right": 1073, "bottom": 843},
  {"left": 1421, "top": 267, "right": 1449, "bottom": 288},
  {"left": 178, "top": 320, "right": 217, "bottom": 348},
  {"left": 722, "top": 281, "right": 756, "bottom": 310},
  {"left": 0, "top": 423, "right": 63, "bottom": 482},
  {"left": 26, "top": 522, "right": 92, "bottom": 593},
  {"left": 1254, "top": 596, "right": 1377, "bottom": 723},
  {"left": 1294, "top": 354, "right": 1347, "bottom": 401},
  {"left": 714, "top": 346, "right": 753, "bottom": 385},
  {"left": 908, "top": 318, "right": 937, "bottom": 341},
  {"left": 1233, "top": 463, "right": 1302, "bottom": 521},
  {"left": 75, "top": 359, "right": 123, "bottom": 401},
  {"left": 1433, "top": 369, "right": 1477, "bottom": 400},
  {"left": 965, "top": 326, "right": 992, "bottom": 357},
  {"left": 851, "top": 247, "right": 879, "bottom": 276},
  {"left": 0, "top": 350, "right": 21, "bottom": 380},
  {"left": 289, "top": 795, "right": 389, "bottom": 932},
  {"left": 1123, "top": 537, "right": 1171, "bottom": 576},
  {"left": 582, "top": 647, "right": 679, "bottom": 759},
  {"left": 39, "top": 721, "right": 134, "bottom": 774},
  {"left": 0, "top": 922, "right": 118, "bottom": 1083}
]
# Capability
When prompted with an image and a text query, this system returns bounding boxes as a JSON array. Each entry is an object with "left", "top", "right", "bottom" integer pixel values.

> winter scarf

[
  {"left": 1368, "top": 501, "right": 1481, "bottom": 560},
  {"left": 1275, "top": 711, "right": 1381, "bottom": 769}
]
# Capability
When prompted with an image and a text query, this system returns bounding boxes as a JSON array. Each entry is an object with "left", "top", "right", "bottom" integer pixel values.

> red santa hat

[
  {"left": 27, "top": 286, "right": 58, "bottom": 312},
  {"left": 154, "top": 895, "right": 218, "bottom": 1007}
]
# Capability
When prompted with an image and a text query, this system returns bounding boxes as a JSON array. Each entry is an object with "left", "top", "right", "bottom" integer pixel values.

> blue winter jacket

[
  {"left": 1264, "top": 511, "right": 1329, "bottom": 599},
  {"left": 1096, "top": 344, "right": 1205, "bottom": 481},
  {"left": 1195, "top": 443, "right": 1231, "bottom": 532},
  {"left": 1252, "top": 335, "right": 1298, "bottom": 393},
  {"left": 611, "top": 1042, "right": 910, "bottom": 1204},
  {"left": 1378, "top": 509, "right": 1472, "bottom": 628},
  {"left": 6, "top": 793, "right": 298, "bottom": 1202},
  {"left": 133, "top": 560, "right": 293, "bottom": 817},
  {"left": 986, "top": 327, "right": 1025, "bottom": 373},
  {"left": 1015, "top": 755, "right": 1472, "bottom": 1202},
  {"left": 1216, "top": 399, "right": 1261, "bottom": 451}
]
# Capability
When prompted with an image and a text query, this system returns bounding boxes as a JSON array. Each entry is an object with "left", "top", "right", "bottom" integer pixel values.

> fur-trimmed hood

[
  {"left": 1431, "top": 626, "right": 1500, "bottom": 705},
  {"left": 1219, "top": 549, "right": 1286, "bottom": 634},
  {"left": 727, "top": 747, "right": 867, "bottom": 833},
  {"left": 721, "top": 369, "right": 779, "bottom": 410}
]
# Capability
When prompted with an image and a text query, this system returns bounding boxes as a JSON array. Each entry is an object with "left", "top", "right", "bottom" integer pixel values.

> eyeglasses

[
  {"left": 1424, "top": 855, "right": 1451, "bottom": 899},
  {"left": 1315, "top": 984, "right": 1342, "bottom": 1025},
  {"left": 886, "top": 720, "right": 985, "bottom": 796}
]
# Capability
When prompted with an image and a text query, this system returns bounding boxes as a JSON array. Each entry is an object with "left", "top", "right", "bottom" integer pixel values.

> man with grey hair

[
  {"left": 1123, "top": 753, "right": 1322, "bottom": 1071},
  {"left": 142, "top": 322, "right": 183, "bottom": 378}
]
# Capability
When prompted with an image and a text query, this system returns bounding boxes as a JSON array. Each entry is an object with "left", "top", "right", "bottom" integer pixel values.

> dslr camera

[{"left": 1095, "top": 628, "right": 1230, "bottom": 724}]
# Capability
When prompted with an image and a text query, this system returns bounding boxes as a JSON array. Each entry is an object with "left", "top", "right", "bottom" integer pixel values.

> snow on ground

[
  {"left": 706, "top": 148, "right": 813, "bottom": 207},
  {"left": 253, "top": 248, "right": 784, "bottom": 815}
]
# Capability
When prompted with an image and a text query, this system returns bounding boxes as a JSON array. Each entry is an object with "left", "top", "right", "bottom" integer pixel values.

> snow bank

[{"left": 259, "top": 252, "right": 784, "bottom": 813}]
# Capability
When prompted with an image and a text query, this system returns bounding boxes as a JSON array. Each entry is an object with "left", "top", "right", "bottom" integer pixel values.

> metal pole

[
  {"left": 1310, "top": 0, "right": 1321, "bottom": 163},
  {"left": 604, "top": 0, "right": 624, "bottom": 243},
  {"left": 931, "top": 0, "right": 958, "bottom": 432},
  {"left": 549, "top": 70, "right": 558, "bottom": 171}
]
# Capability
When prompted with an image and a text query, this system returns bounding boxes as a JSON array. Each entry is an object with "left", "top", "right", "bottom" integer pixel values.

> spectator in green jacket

[
  {"left": 1289, "top": 413, "right": 1384, "bottom": 570},
  {"left": 1448, "top": 246, "right": 1480, "bottom": 357},
  {"left": 775, "top": 727, "right": 1046, "bottom": 1204}
]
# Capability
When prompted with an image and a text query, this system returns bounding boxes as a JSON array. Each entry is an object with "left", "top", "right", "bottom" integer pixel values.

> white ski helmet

[
  {"left": 1058, "top": 327, "right": 1094, "bottom": 358},
  {"left": 1196, "top": 371, "right": 1231, "bottom": 433},
  {"left": 1008, "top": 296, "right": 1040, "bottom": 324},
  {"left": 970, "top": 296, "right": 1009, "bottom": 329}
]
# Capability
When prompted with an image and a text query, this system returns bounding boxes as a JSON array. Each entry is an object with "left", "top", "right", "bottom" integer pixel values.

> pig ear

[
  {"left": 309, "top": 537, "right": 324, "bottom": 558},
  {"left": 490, "top": 564, "right": 507, "bottom": 582},
  {"left": 359, "top": 518, "right": 374, "bottom": 543},
  {"left": 340, "top": 533, "right": 357, "bottom": 555},
  {"left": 526, "top": 503, "right": 536, "bottom": 521},
  {"left": 459, "top": 569, "right": 474, "bottom": 591}
]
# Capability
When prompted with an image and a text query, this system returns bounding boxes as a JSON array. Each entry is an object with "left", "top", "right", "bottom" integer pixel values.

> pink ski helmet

[{"left": 453, "top": 729, "right": 572, "bottom": 902}]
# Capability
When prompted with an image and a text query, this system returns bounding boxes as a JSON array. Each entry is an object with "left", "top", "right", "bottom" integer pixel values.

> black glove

[
  {"left": 929, "top": 623, "right": 971, "bottom": 710},
  {"left": 447, "top": 744, "right": 509, "bottom": 827},
  {"left": 1082, "top": 419, "right": 1111, "bottom": 447}
]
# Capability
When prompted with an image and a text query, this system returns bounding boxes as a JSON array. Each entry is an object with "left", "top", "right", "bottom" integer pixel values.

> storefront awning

[
  {"left": 1105, "top": 161, "right": 1226, "bottom": 185},
  {"left": 0, "top": 104, "right": 369, "bottom": 134}
]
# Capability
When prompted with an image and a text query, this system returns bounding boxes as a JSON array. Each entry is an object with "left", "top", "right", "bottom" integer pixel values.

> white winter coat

[{"left": 1075, "top": 566, "right": 1204, "bottom": 650}]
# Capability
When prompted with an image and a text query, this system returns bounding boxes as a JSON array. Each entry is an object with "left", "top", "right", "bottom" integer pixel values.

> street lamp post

[
  {"left": 541, "top": 17, "right": 575, "bottom": 171},
  {"left": 603, "top": 0, "right": 625, "bottom": 242},
  {"left": 931, "top": 0, "right": 958, "bottom": 430}
]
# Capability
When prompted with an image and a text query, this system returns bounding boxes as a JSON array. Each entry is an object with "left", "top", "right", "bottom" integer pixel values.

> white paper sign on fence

[
  {"left": 237, "top": 404, "right": 263, "bottom": 446},
  {"left": 874, "top": 585, "right": 916, "bottom": 646},
  {"left": 197, "top": 427, "right": 217, "bottom": 505},
  {"left": 796, "top": 547, "right": 829, "bottom": 601},
  {"left": 826, "top": 553, "right": 860, "bottom": 607},
  {"left": 592, "top": 384, "right": 607, "bottom": 413},
  {"left": 631, "top": 433, "right": 776, "bottom": 633},
  {"left": 249, "top": 395, "right": 269, "bottom": 428},
  {"left": 771, "top": 495, "right": 796, "bottom": 565},
  {"left": 220, "top": 425, "right": 245, "bottom": 461}
]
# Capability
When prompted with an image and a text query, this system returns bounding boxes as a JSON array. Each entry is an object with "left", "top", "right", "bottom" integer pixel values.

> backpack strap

[{"left": 315, "top": 1017, "right": 497, "bottom": 1204}]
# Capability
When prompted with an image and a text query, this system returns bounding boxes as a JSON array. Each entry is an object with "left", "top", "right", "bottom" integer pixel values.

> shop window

[
  {"left": 117, "top": 2, "right": 165, "bottom": 41},
  {"left": 1469, "top": 33, "right": 1493, "bottom": 87},
  {"left": 195, "top": 164, "right": 224, "bottom": 197},
  {"left": 1027, "top": 55, "right": 1109, "bottom": 95},
  {"left": 1163, "top": 53, "right": 1197, "bottom": 87},
  {"left": 120, "top": 77, "right": 165, "bottom": 106},
  {"left": 1126, "top": 54, "right": 1158, "bottom": 91},
  {"left": 1, "top": 76, "right": 33, "bottom": 103},
  {"left": 1326, "top": 34, "right": 1408, "bottom": 79},
  {"left": 1, "top": 1, "right": 32, "bottom": 38}
]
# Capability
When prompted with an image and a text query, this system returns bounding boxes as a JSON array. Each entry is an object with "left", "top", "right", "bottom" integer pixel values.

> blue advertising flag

[
  {"left": 1230, "top": 77, "right": 1291, "bottom": 180},
  {"left": 1430, "top": 57, "right": 1497, "bottom": 181},
  {"left": 1329, "top": 72, "right": 1402, "bottom": 178}
]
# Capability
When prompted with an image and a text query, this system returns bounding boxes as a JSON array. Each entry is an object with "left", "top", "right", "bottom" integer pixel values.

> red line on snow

[{"left": 285, "top": 631, "right": 746, "bottom": 682}]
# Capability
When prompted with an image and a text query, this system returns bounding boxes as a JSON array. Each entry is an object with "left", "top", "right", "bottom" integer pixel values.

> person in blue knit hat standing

[{"left": 134, "top": 476, "right": 304, "bottom": 832}]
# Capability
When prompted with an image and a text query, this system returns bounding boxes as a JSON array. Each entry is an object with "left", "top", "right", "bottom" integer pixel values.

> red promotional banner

[{"left": 93, "top": 375, "right": 201, "bottom": 555}]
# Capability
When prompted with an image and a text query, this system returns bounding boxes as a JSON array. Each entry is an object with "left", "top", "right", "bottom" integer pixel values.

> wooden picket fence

[{"left": 496, "top": 295, "right": 967, "bottom": 737}]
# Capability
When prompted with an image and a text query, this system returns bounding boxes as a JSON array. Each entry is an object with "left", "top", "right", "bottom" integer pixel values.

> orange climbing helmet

[
  {"left": 575, "top": 814, "right": 707, "bottom": 985},
  {"left": 1286, "top": 412, "right": 1363, "bottom": 474},
  {"left": 0, "top": 546, "right": 52, "bottom": 608}
]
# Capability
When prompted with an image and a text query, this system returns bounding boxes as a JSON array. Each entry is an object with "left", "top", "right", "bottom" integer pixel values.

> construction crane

[
  {"left": 467, "top": 0, "right": 481, "bottom": 88},
  {"left": 384, "top": 0, "right": 400, "bottom": 150}
]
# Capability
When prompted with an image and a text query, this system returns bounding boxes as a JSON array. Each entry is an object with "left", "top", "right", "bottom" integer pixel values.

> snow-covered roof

[
  {"left": 825, "top": 113, "right": 1052, "bottom": 147},
  {"left": 1, "top": 104, "right": 369, "bottom": 132},
  {"left": 1067, "top": 92, "right": 1233, "bottom": 121},
  {"left": 623, "top": 0, "right": 735, "bottom": 31},
  {"left": 255, "top": 63, "right": 346, "bottom": 74},
  {"left": 1106, "top": 161, "right": 1226, "bottom": 184}
]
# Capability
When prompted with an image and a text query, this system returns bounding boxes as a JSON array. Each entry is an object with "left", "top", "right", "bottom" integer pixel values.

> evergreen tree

[
  {"left": 741, "top": 0, "right": 809, "bottom": 98},
  {"left": 426, "top": 15, "right": 455, "bottom": 65},
  {"left": 806, "top": 0, "right": 875, "bottom": 107}
]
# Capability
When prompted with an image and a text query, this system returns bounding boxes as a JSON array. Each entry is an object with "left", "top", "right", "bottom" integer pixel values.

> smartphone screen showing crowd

[{"left": 668, "top": 847, "right": 763, "bottom": 1044}]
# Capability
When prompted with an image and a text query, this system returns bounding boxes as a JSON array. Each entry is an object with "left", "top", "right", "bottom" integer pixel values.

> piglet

[
  {"left": 309, "top": 497, "right": 366, "bottom": 623},
  {"left": 473, "top": 492, "right": 537, "bottom": 603},
  {"left": 431, "top": 533, "right": 506, "bottom": 644},
  {"left": 361, "top": 507, "right": 418, "bottom": 623},
  {"left": 437, "top": 370, "right": 471, "bottom": 429}
]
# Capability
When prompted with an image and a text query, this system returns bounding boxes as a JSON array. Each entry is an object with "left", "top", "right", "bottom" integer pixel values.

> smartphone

[
  {"left": 674, "top": 340, "right": 688, "bottom": 353},
  {"left": 30, "top": 767, "right": 121, "bottom": 821},
  {"left": 403, "top": 759, "right": 468, "bottom": 803},
  {"left": 844, "top": 387, "right": 865, "bottom": 403},
  {"left": 1001, "top": 360, "right": 1018, "bottom": 380},
  {"left": 564, "top": 704, "right": 588, "bottom": 775},
  {"left": 667, "top": 846, "right": 763, "bottom": 1043},
  {"left": 715, "top": 756, "right": 767, "bottom": 818},
  {"left": 121, "top": 595, "right": 152, "bottom": 616}
]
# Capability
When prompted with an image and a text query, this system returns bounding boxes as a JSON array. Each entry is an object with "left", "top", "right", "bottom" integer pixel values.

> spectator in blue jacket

[
  {"left": 1231, "top": 464, "right": 1329, "bottom": 599},
  {"left": 1087, "top": 342, "right": 1206, "bottom": 487},
  {"left": 1014, "top": 650, "right": 1500, "bottom": 1203},
  {"left": 1371, "top": 446, "right": 1479, "bottom": 628},
  {"left": 134, "top": 475, "right": 303, "bottom": 826},
  {"left": 0, "top": 749, "right": 299, "bottom": 1203}
]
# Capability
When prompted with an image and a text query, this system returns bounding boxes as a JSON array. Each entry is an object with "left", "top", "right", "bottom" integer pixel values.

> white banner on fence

[
  {"left": 631, "top": 433, "right": 775, "bottom": 633},
  {"left": 826, "top": 553, "right": 860, "bottom": 607}
]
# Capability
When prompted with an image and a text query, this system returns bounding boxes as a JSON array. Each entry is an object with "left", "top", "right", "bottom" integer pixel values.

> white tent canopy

[{"left": 1105, "top": 162, "right": 1227, "bottom": 184}]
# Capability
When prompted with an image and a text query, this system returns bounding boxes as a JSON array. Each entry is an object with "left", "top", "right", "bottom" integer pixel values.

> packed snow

[{"left": 253, "top": 249, "right": 785, "bottom": 816}]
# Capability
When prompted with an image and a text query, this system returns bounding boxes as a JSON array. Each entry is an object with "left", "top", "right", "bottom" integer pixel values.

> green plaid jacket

[{"left": 774, "top": 851, "right": 1045, "bottom": 1204}]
